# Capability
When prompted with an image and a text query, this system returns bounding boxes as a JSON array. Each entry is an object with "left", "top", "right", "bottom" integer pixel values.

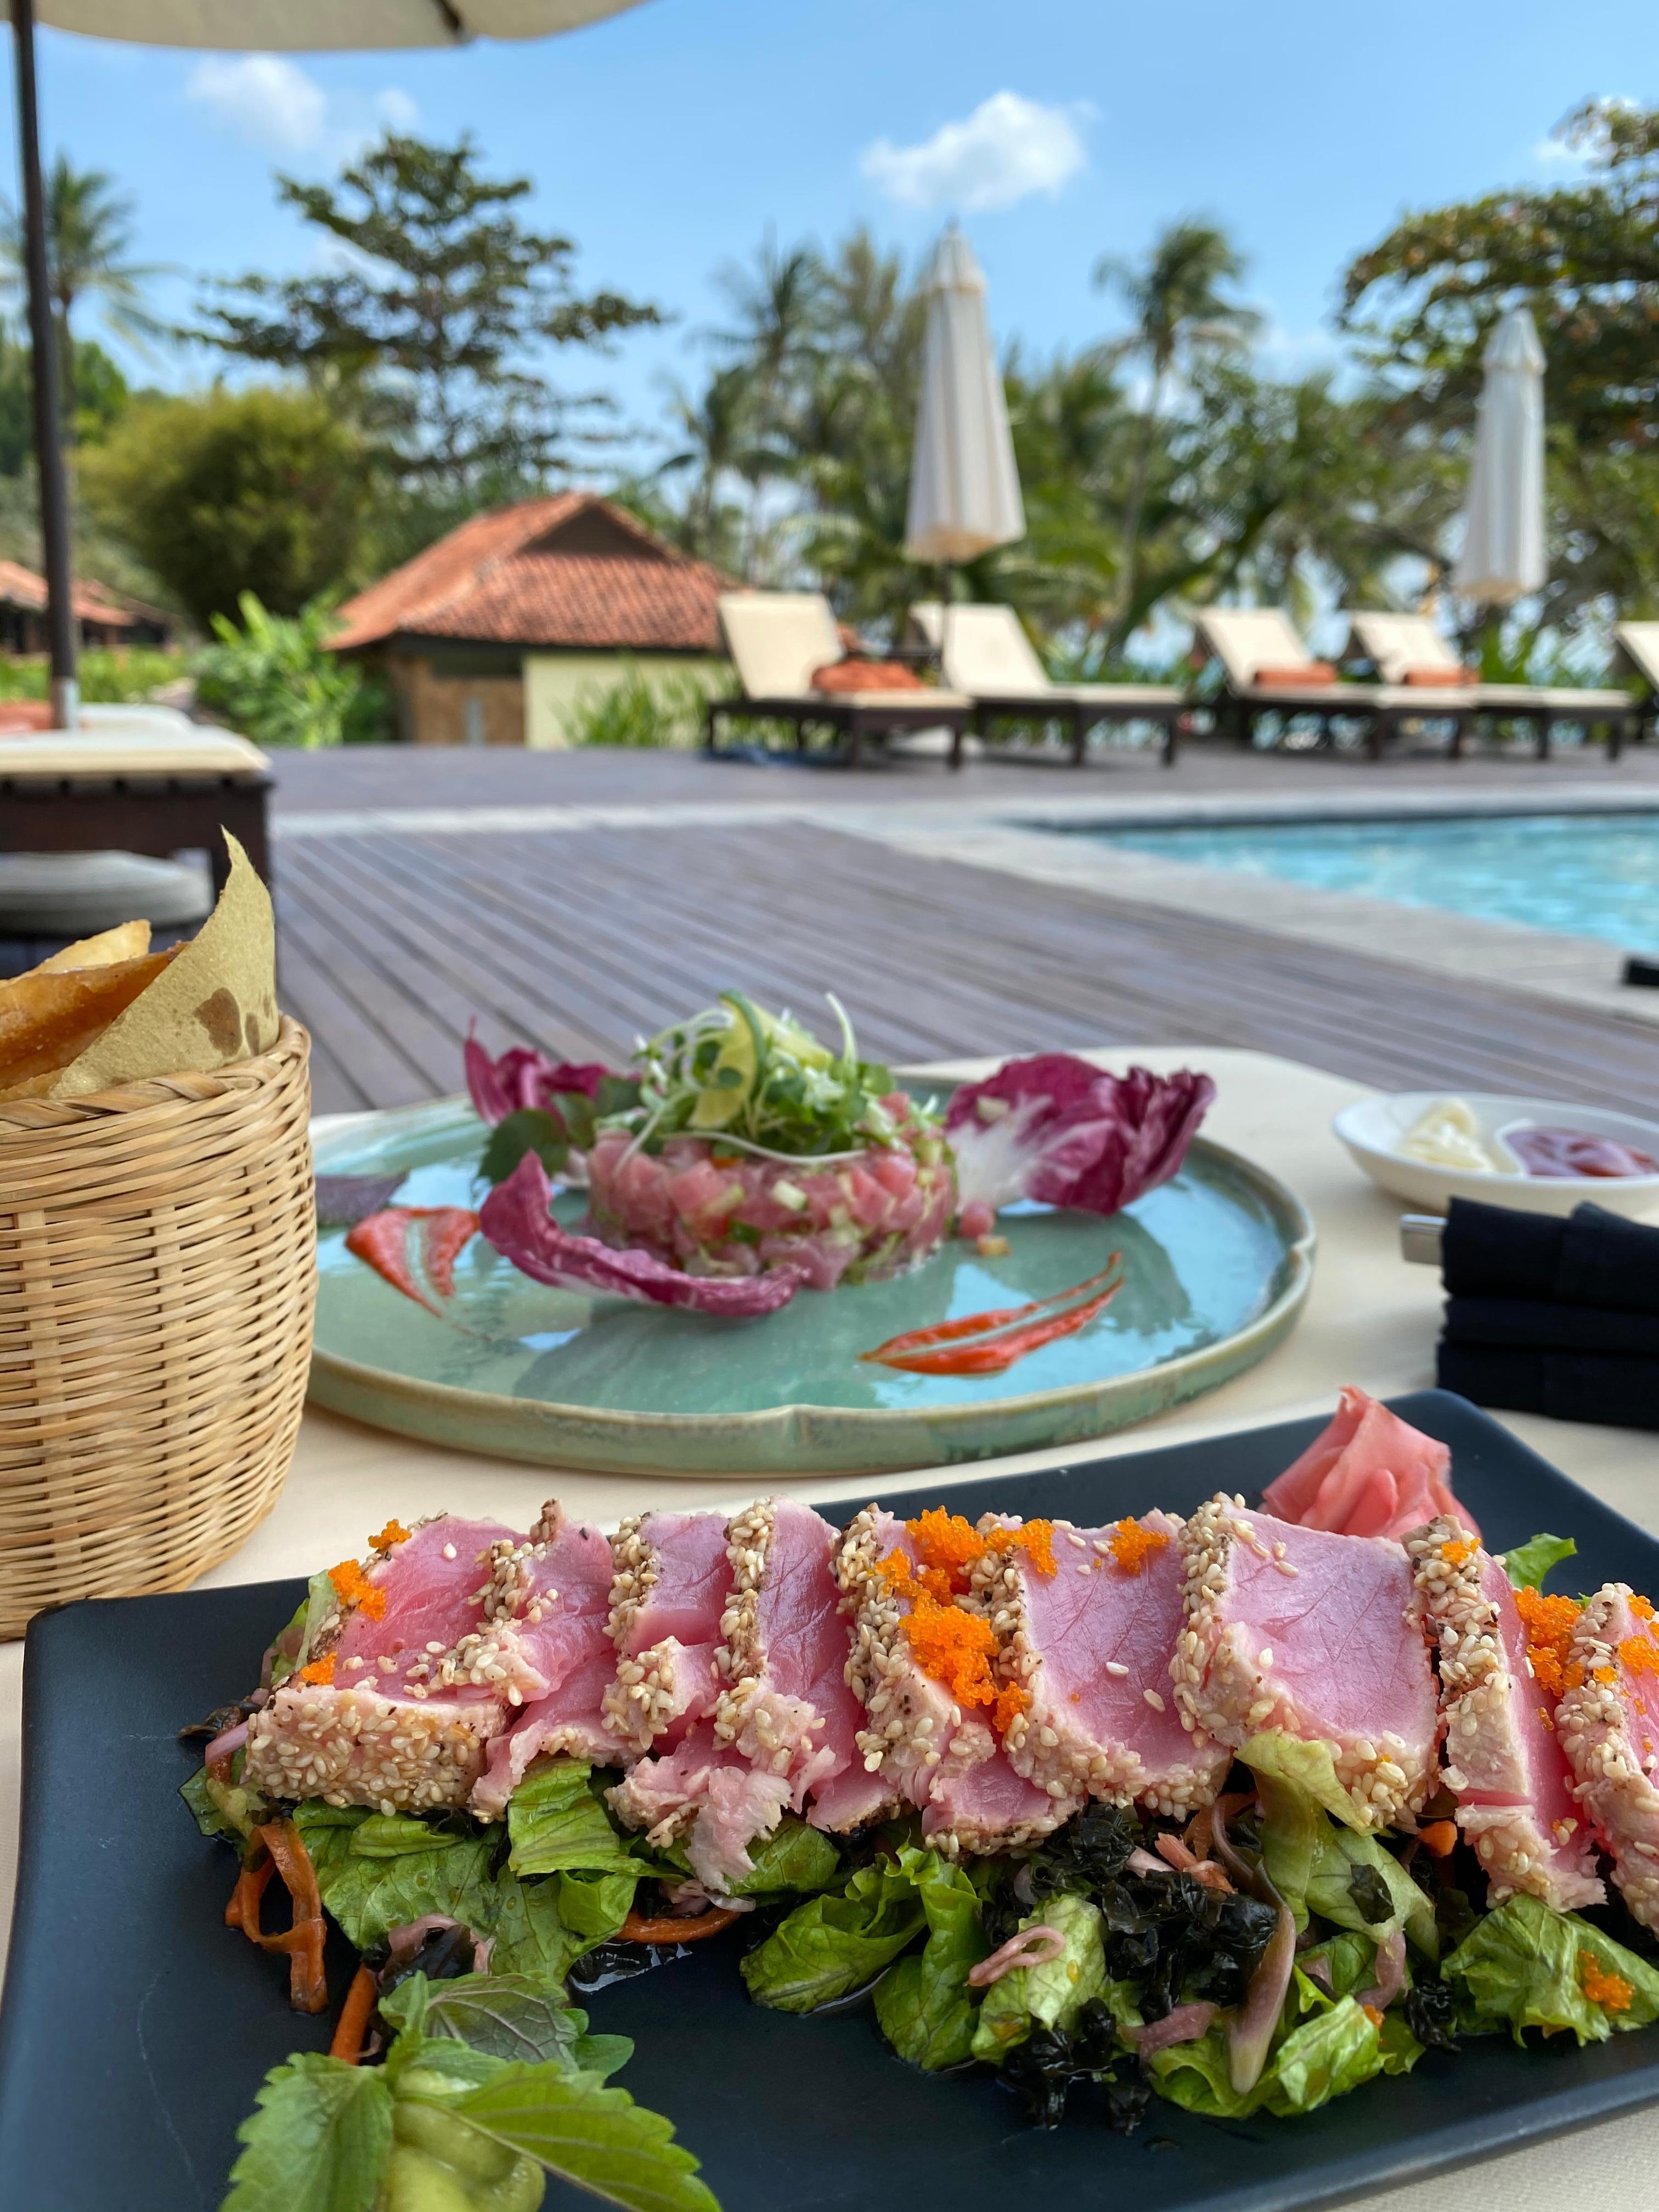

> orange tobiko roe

[
  {"left": 1108, "top": 1518, "right": 1170, "bottom": 1575},
  {"left": 297, "top": 1652, "right": 336, "bottom": 1687},
  {"left": 1514, "top": 1586, "right": 1584, "bottom": 1701},
  {"left": 983, "top": 1519, "right": 1057, "bottom": 1579},
  {"left": 369, "top": 1519, "right": 411, "bottom": 1554},
  {"left": 327, "top": 1558, "right": 388, "bottom": 1622},
  {"left": 904, "top": 1509, "right": 985, "bottom": 1593},
  {"left": 1580, "top": 1951, "right": 1634, "bottom": 2013},
  {"left": 878, "top": 1550, "right": 1029, "bottom": 1731}
]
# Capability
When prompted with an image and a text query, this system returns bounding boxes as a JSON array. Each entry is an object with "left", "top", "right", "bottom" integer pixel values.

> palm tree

[
  {"left": 656, "top": 363, "right": 754, "bottom": 566},
  {"left": 1096, "top": 218, "right": 1260, "bottom": 641},
  {"left": 709, "top": 231, "right": 822, "bottom": 578},
  {"left": 1, "top": 156, "right": 170, "bottom": 431}
]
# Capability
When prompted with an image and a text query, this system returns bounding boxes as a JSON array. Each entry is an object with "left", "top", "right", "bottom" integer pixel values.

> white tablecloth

[{"left": 3, "top": 1046, "right": 1653, "bottom": 2210}]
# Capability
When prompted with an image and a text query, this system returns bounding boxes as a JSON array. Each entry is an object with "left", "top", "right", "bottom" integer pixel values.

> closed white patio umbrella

[
  {"left": 904, "top": 225, "right": 1024, "bottom": 662},
  {"left": 1452, "top": 304, "right": 1547, "bottom": 607},
  {"left": 1, "top": 0, "right": 651, "bottom": 727}
]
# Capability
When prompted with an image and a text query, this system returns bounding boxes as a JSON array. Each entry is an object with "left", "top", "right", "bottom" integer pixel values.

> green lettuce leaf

[
  {"left": 1243, "top": 1733, "right": 1366, "bottom": 1923},
  {"left": 969, "top": 1892, "right": 1105, "bottom": 2063},
  {"left": 740, "top": 1854, "right": 926, "bottom": 2013},
  {"left": 548, "top": 1870, "right": 639, "bottom": 1949},
  {"left": 268, "top": 1571, "right": 342, "bottom": 1692},
  {"left": 221, "top": 2052, "right": 392, "bottom": 2212},
  {"left": 718, "top": 1816, "right": 843, "bottom": 1898},
  {"left": 506, "top": 1758, "right": 641, "bottom": 1877},
  {"left": 1148, "top": 1995, "right": 1389, "bottom": 2120},
  {"left": 1305, "top": 1826, "right": 1438, "bottom": 1961},
  {"left": 873, "top": 1849, "right": 990, "bottom": 2070},
  {"left": 1296, "top": 1931, "right": 1376, "bottom": 2001},
  {"left": 431, "top": 2062, "right": 720, "bottom": 2212},
  {"left": 1443, "top": 1894, "right": 1659, "bottom": 2044},
  {"left": 1502, "top": 1533, "right": 1577, "bottom": 1592},
  {"left": 379, "top": 1972, "right": 632, "bottom": 2079},
  {"left": 180, "top": 1763, "right": 269, "bottom": 1848}
]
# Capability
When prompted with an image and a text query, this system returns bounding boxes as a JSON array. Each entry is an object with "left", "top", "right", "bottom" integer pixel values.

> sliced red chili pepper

[
  {"left": 861, "top": 1259, "right": 1123, "bottom": 1375},
  {"left": 344, "top": 1206, "right": 478, "bottom": 1314},
  {"left": 876, "top": 1283, "right": 1121, "bottom": 1375}
]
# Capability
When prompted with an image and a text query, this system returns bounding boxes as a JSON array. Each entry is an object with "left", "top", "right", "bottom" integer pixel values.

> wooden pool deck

[{"left": 259, "top": 743, "right": 1659, "bottom": 1119}]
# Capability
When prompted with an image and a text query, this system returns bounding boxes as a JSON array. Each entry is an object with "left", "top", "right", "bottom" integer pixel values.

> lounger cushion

[
  {"left": 811, "top": 659, "right": 926, "bottom": 694},
  {"left": 1252, "top": 662, "right": 1337, "bottom": 686},
  {"left": 1404, "top": 665, "right": 1477, "bottom": 686}
]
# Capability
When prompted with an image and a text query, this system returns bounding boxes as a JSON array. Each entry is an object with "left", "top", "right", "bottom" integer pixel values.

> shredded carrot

[
  {"left": 1107, "top": 1518, "right": 1170, "bottom": 1575},
  {"left": 225, "top": 1821, "right": 329, "bottom": 2013},
  {"left": 330, "top": 1964, "right": 380, "bottom": 2063},
  {"left": 1418, "top": 1820, "right": 1459, "bottom": 1858},
  {"left": 326, "top": 1558, "right": 387, "bottom": 1621},
  {"left": 369, "top": 1519, "right": 410, "bottom": 1554},
  {"left": 1580, "top": 1951, "right": 1634, "bottom": 2013},
  {"left": 297, "top": 1652, "right": 336, "bottom": 1686},
  {"left": 1440, "top": 1538, "right": 1476, "bottom": 1567},
  {"left": 619, "top": 1906, "right": 742, "bottom": 1944}
]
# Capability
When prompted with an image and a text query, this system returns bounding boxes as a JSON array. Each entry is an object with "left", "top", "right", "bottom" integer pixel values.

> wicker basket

[{"left": 0, "top": 1017, "right": 315, "bottom": 1636}]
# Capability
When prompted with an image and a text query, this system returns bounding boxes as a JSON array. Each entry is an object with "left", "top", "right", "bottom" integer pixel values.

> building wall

[
  {"left": 388, "top": 651, "right": 526, "bottom": 747},
  {"left": 523, "top": 652, "right": 732, "bottom": 749}
]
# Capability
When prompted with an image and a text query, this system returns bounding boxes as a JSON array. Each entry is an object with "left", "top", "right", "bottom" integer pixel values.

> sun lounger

[
  {"left": 1343, "top": 610, "right": 1637, "bottom": 761},
  {"left": 907, "top": 601, "right": 1185, "bottom": 766},
  {"left": 1612, "top": 622, "right": 1659, "bottom": 748},
  {"left": 1193, "top": 608, "right": 1476, "bottom": 760},
  {"left": 0, "top": 723, "right": 273, "bottom": 893},
  {"left": 710, "top": 592, "right": 972, "bottom": 769}
]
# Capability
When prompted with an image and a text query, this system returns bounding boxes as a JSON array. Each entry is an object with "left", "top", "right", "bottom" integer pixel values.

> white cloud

[
  {"left": 861, "top": 92, "right": 1088, "bottom": 213},
  {"left": 185, "top": 54, "right": 418, "bottom": 163}
]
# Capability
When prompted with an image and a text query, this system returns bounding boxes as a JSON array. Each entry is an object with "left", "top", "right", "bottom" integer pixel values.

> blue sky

[{"left": 5, "top": 0, "right": 1649, "bottom": 478}]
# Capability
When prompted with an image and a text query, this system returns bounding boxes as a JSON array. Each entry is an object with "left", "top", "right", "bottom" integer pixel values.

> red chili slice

[
  {"left": 860, "top": 1259, "right": 1123, "bottom": 1375},
  {"left": 344, "top": 1207, "right": 478, "bottom": 1314}
]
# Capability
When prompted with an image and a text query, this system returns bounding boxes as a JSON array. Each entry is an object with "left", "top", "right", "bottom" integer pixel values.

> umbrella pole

[{"left": 10, "top": 0, "right": 77, "bottom": 730}]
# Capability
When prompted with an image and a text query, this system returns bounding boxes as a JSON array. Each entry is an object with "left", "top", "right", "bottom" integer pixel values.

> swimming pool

[{"left": 1066, "top": 811, "right": 1659, "bottom": 953}]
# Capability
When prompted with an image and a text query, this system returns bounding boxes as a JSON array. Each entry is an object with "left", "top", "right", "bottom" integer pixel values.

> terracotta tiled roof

[
  {"left": 330, "top": 494, "right": 731, "bottom": 655},
  {"left": 0, "top": 558, "right": 137, "bottom": 627}
]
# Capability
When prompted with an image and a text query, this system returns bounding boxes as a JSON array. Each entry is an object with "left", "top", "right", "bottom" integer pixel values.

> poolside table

[{"left": 2, "top": 1043, "right": 1652, "bottom": 2210}]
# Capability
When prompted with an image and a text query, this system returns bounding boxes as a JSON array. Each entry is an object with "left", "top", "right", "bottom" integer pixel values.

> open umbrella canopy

[
  {"left": 0, "top": 0, "right": 647, "bottom": 44},
  {"left": 904, "top": 225, "right": 1024, "bottom": 569},
  {"left": 1452, "top": 304, "right": 1547, "bottom": 607}
]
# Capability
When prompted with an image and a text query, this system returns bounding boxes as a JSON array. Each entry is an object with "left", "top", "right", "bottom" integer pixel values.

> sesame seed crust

[
  {"left": 712, "top": 1499, "right": 776, "bottom": 1747},
  {"left": 1558, "top": 1585, "right": 1659, "bottom": 1933},
  {"left": 1407, "top": 1516, "right": 1604, "bottom": 1911},
  {"left": 602, "top": 1515, "right": 686, "bottom": 1750},
  {"left": 834, "top": 1504, "right": 959, "bottom": 1784},
  {"left": 244, "top": 1681, "right": 503, "bottom": 1812}
]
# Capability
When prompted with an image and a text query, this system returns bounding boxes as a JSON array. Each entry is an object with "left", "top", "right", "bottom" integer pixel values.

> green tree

[
  {"left": 197, "top": 132, "right": 660, "bottom": 504},
  {"left": 0, "top": 155, "right": 167, "bottom": 430},
  {"left": 708, "top": 232, "right": 823, "bottom": 579},
  {"left": 81, "top": 384, "right": 372, "bottom": 628},
  {"left": 653, "top": 363, "right": 753, "bottom": 567},
  {"left": 1094, "top": 218, "right": 1261, "bottom": 641}
]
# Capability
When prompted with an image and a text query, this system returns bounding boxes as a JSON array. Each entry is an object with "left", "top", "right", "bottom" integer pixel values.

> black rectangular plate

[{"left": 3, "top": 1391, "right": 1657, "bottom": 2212}]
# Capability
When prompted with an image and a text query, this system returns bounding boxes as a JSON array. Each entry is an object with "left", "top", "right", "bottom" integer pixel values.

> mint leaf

[
  {"left": 481, "top": 1107, "right": 569, "bottom": 1186},
  {"left": 508, "top": 1757, "right": 642, "bottom": 1877},
  {"left": 1502, "top": 1533, "right": 1577, "bottom": 1591},
  {"left": 439, "top": 2063, "right": 720, "bottom": 2212},
  {"left": 221, "top": 2052, "right": 392, "bottom": 2212},
  {"left": 405, "top": 1973, "right": 633, "bottom": 2078}
]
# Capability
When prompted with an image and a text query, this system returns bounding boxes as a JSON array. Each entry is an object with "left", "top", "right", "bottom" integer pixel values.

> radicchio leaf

[
  {"left": 944, "top": 1056, "right": 1215, "bottom": 1218},
  {"left": 479, "top": 1153, "right": 804, "bottom": 1317},
  {"left": 465, "top": 1029, "right": 617, "bottom": 1127}
]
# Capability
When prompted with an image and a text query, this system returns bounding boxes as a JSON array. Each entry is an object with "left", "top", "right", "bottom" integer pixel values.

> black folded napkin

[{"left": 1436, "top": 1198, "right": 1659, "bottom": 1431}]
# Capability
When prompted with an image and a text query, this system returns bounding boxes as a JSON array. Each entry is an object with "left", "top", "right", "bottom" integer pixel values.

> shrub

[
  {"left": 80, "top": 385, "right": 372, "bottom": 630},
  {"left": 0, "top": 645, "right": 188, "bottom": 702},
  {"left": 564, "top": 658, "right": 728, "bottom": 748},
  {"left": 193, "top": 591, "right": 387, "bottom": 748}
]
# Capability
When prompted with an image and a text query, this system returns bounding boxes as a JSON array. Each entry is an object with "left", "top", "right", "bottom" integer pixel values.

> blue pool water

[{"left": 1072, "top": 812, "right": 1659, "bottom": 954}]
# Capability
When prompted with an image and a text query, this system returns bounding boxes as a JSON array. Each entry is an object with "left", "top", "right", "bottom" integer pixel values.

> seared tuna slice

[
  {"left": 1263, "top": 1387, "right": 1478, "bottom": 1544},
  {"left": 836, "top": 1505, "right": 1060, "bottom": 1853},
  {"left": 469, "top": 1505, "right": 634, "bottom": 1817},
  {"left": 714, "top": 1498, "right": 889, "bottom": 1830},
  {"left": 245, "top": 1514, "right": 523, "bottom": 1812},
  {"left": 603, "top": 1510, "right": 732, "bottom": 1752},
  {"left": 609, "top": 1496, "right": 890, "bottom": 1887},
  {"left": 1407, "top": 1519, "right": 1602, "bottom": 1909},
  {"left": 978, "top": 1511, "right": 1231, "bottom": 1820},
  {"left": 1175, "top": 1496, "right": 1437, "bottom": 1828},
  {"left": 1558, "top": 1587, "right": 1659, "bottom": 1931}
]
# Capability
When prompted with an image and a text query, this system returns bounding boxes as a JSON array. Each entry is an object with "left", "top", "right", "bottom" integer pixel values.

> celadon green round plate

[{"left": 308, "top": 1096, "right": 1315, "bottom": 1477}]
